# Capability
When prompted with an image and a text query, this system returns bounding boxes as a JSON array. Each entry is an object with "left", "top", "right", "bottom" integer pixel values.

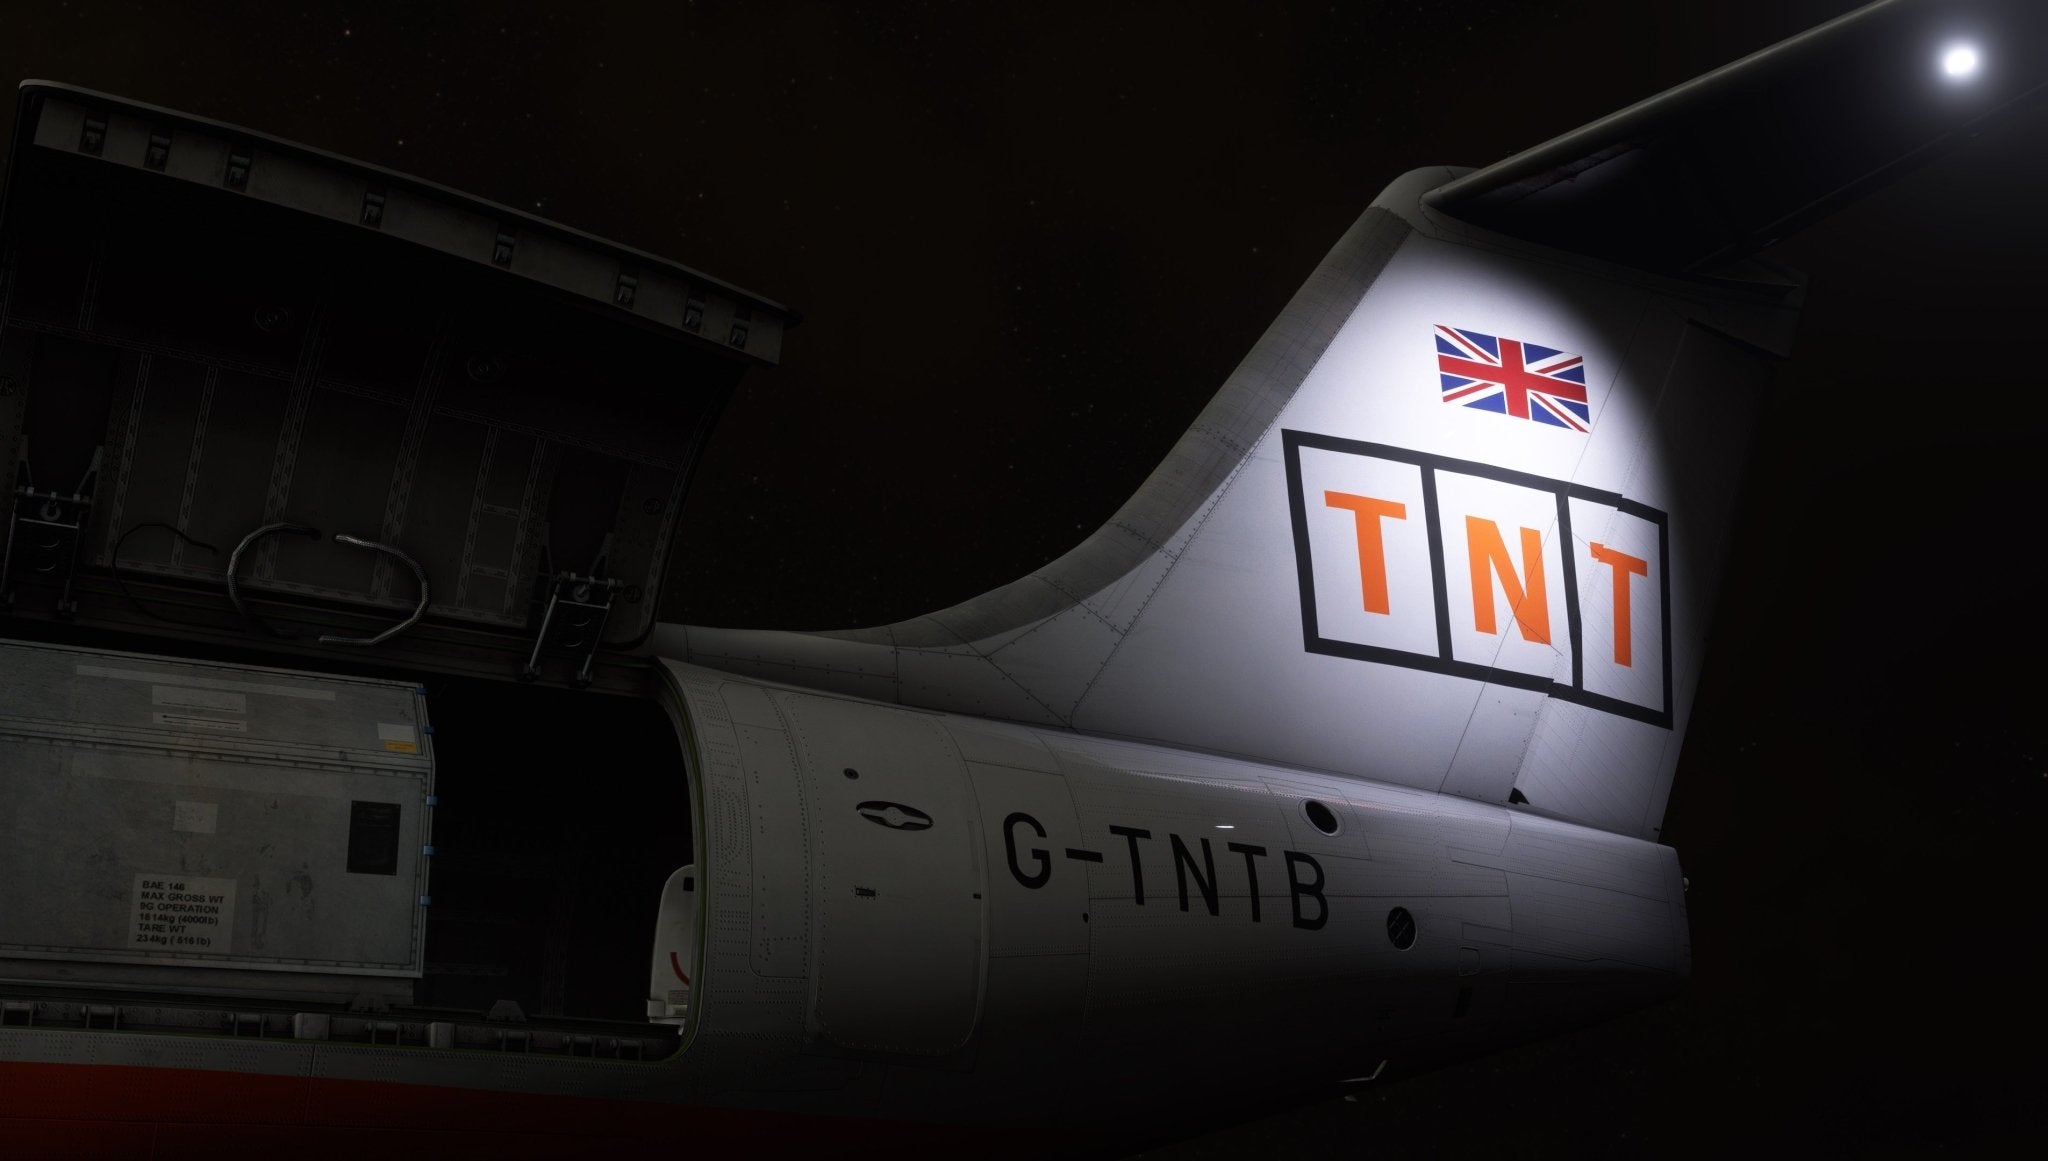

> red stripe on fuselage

[{"left": 0, "top": 1060, "right": 1015, "bottom": 1159}]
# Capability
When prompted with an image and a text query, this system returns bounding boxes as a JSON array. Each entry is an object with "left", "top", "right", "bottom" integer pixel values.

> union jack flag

[{"left": 1435, "top": 325, "right": 1590, "bottom": 432}]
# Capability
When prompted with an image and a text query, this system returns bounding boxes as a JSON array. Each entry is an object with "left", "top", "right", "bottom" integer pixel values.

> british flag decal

[{"left": 1435, "top": 325, "right": 1591, "bottom": 432}]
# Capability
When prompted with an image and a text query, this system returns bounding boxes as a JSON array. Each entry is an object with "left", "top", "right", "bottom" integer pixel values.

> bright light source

[
  {"left": 1214, "top": 824, "right": 1235, "bottom": 829},
  {"left": 1941, "top": 43, "right": 1981, "bottom": 79}
]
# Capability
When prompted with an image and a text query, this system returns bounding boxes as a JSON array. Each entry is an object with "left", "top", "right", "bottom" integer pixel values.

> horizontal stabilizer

[{"left": 1426, "top": 0, "right": 2048, "bottom": 272}]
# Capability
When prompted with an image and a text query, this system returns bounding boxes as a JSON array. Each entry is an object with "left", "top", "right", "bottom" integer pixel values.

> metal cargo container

[{"left": 0, "top": 638, "right": 433, "bottom": 1004}]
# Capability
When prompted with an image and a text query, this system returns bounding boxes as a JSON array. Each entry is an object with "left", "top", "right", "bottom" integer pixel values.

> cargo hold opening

[{"left": 415, "top": 675, "right": 694, "bottom": 1025}]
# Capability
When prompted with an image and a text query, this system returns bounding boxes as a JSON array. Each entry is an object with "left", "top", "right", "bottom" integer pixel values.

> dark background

[{"left": 4, "top": 1, "right": 2042, "bottom": 1153}]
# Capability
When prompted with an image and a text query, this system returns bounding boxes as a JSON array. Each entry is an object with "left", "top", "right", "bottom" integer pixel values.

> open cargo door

[{"left": 0, "top": 83, "right": 792, "bottom": 692}]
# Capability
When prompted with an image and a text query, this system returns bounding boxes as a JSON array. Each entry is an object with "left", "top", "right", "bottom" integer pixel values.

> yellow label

[{"left": 383, "top": 740, "right": 420, "bottom": 754}]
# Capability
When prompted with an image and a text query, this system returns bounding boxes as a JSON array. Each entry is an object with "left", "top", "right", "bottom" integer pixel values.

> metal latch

[
  {"left": 519, "top": 535, "right": 620, "bottom": 688},
  {"left": 1, "top": 439, "right": 103, "bottom": 617}
]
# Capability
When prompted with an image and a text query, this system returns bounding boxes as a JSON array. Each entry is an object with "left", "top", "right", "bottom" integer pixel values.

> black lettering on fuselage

[
  {"left": 1227, "top": 841, "right": 1268, "bottom": 922},
  {"left": 1004, "top": 811, "right": 1050, "bottom": 889},
  {"left": 1108, "top": 825, "right": 1152, "bottom": 905},
  {"left": 1284, "top": 850, "right": 1327, "bottom": 931},
  {"left": 997, "top": 812, "right": 1329, "bottom": 929},
  {"left": 1170, "top": 834, "right": 1219, "bottom": 916}
]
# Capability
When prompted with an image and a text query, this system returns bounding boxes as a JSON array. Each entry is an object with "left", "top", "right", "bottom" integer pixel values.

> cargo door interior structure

[{"left": 0, "top": 83, "right": 785, "bottom": 1056}]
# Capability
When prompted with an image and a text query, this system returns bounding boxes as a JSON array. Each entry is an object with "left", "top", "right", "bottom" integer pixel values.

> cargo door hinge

[
  {"left": 2, "top": 439, "right": 103, "bottom": 617},
  {"left": 518, "top": 535, "right": 620, "bottom": 688}
]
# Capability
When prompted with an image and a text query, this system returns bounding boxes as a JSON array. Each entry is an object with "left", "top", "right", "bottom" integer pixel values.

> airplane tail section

[
  {"left": 668, "top": 177, "right": 1787, "bottom": 840},
  {"left": 664, "top": 0, "right": 2048, "bottom": 840}
]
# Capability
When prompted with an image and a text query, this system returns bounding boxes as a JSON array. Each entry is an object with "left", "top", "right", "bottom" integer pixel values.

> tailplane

[{"left": 660, "top": 0, "right": 2048, "bottom": 840}]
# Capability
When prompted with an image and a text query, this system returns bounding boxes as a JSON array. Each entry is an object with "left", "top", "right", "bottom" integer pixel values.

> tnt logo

[{"left": 1283, "top": 430, "right": 1670, "bottom": 726}]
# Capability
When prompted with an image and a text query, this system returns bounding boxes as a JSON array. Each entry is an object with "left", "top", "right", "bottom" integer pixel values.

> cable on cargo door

[
  {"left": 226, "top": 522, "right": 321, "bottom": 638},
  {"left": 316, "top": 534, "right": 430, "bottom": 646},
  {"left": 110, "top": 521, "right": 222, "bottom": 628}
]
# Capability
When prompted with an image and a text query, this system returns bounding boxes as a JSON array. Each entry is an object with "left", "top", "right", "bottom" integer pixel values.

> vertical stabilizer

[
  {"left": 667, "top": 170, "right": 1795, "bottom": 840},
  {"left": 666, "top": 0, "right": 2048, "bottom": 839}
]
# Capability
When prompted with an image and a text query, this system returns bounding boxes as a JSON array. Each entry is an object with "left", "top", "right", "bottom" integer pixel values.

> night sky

[{"left": 5, "top": 1, "right": 2044, "bottom": 1154}]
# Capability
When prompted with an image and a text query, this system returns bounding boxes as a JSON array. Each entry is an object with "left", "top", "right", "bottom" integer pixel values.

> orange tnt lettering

[
  {"left": 1466, "top": 517, "right": 1549, "bottom": 644},
  {"left": 1588, "top": 542, "right": 1649, "bottom": 666},
  {"left": 1323, "top": 492, "right": 1407, "bottom": 615}
]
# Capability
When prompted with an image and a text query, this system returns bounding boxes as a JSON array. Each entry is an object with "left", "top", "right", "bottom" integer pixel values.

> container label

[
  {"left": 152, "top": 685, "right": 249, "bottom": 714},
  {"left": 129, "top": 874, "right": 237, "bottom": 954},
  {"left": 152, "top": 712, "right": 249, "bottom": 733}
]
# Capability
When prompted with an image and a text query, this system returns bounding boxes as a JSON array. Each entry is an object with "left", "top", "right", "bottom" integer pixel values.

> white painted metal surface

[
  {"left": 647, "top": 863, "right": 696, "bottom": 1026},
  {"left": 661, "top": 170, "right": 1790, "bottom": 844}
]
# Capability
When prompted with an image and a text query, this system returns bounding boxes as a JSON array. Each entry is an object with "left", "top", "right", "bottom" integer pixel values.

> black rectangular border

[
  {"left": 1282, "top": 428, "right": 1672, "bottom": 729},
  {"left": 346, "top": 800, "right": 403, "bottom": 876}
]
